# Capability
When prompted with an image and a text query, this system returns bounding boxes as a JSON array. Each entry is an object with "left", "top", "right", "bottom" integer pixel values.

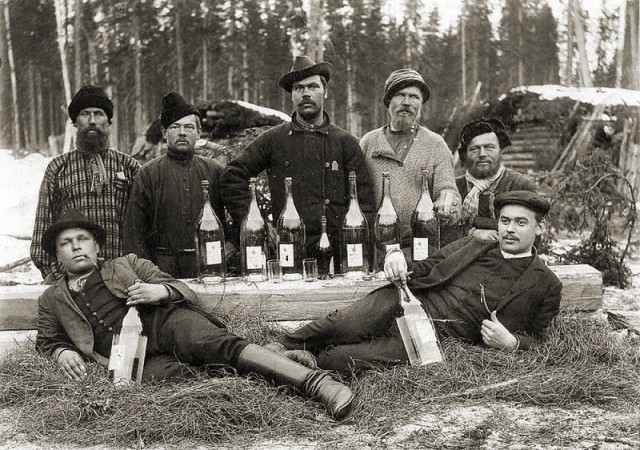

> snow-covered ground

[
  {"left": 0, "top": 149, "right": 49, "bottom": 284},
  {"left": 506, "top": 85, "right": 640, "bottom": 107}
]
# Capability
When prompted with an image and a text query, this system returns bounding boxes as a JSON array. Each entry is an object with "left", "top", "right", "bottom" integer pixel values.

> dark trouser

[
  {"left": 144, "top": 307, "right": 248, "bottom": 378},
  {"left": 279, "top": 286, "right": 409, "bottom": 371}
]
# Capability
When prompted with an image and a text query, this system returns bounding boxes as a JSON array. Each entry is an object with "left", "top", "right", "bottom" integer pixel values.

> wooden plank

[{"left": 0, "top": 264, "right": 603, "bottom": 331}]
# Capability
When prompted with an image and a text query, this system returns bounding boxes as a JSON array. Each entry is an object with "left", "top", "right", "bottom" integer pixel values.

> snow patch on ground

[{"left": 505, "top": 85, "right": 640, "bottom": 107}]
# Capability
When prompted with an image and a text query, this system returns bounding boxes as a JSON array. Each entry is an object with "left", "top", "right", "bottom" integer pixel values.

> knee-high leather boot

[{"left": 237, "top": 344, "right": 354, "bottom": 420}]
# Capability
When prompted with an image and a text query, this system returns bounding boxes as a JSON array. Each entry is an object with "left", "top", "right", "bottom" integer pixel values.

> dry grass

[{"left": 1, "top": 311, "right": 639, "bottom": 448}]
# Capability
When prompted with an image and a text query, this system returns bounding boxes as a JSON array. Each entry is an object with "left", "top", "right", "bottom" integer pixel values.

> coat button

[
  {"left": 284, "top": 161, "right": 290, "bottom": 167},
  {"left": 324, "top": 162, "right": 330, "bottom": 168},
  {"left": 288, "top": 131, "right": 293, "bottom": 136},
  {"left": 324, "top": 199, "right": 330, "bottom": 205}
]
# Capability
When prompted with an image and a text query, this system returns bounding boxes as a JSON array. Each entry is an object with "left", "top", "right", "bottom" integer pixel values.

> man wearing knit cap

[
  {"left": 123, "top": 92, "right": 234, "bottom": 278},
  {"left": 440, "top": 117, "right": 537, "bottom": 246},
  {"left": 31, "top": 85, "right": 140, "bottom": 283},
  {"left": 221, "top": 56, "right": 374, "bottom": 271},
  {"left": 271, "top": 191, "right": 561, "bottom": 371},
  {"left": 360, "top": 69, "right": 461, "bottom": 255}
]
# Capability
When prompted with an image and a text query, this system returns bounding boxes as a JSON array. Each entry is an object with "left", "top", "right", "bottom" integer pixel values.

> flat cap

[{"left": 494, "top": 190, "right": 550, "bottom": 216}]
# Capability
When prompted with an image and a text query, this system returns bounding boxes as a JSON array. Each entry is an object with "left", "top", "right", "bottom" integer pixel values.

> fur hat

[
  {"left": 160, "top": 92, "right": 201, "bottom": 129},
  {"left": 42, "top": 209, "right": 106, "bottom": 257},
  {"left": 68, "top": 85, "right": 114, "bottom": 123},
  {"left": 494, "top": 191, "right": 550, "bottom": 216},
  {"left": 458, "top": 118, "right": 512, "bottom": 164},
  {"left": 383, "top": 69, "right": 430, "bottom": 107},
  {"left": 279, "top": 56, "right": 333, "bottom": 93}
]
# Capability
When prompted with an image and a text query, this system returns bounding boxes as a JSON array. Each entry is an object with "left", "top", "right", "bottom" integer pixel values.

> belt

[{"left": 154, "top": 247, "right": 196, "bottom": 256}]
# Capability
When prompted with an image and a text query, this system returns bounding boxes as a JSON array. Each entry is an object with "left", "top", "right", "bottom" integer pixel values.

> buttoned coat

[
  {"left": 408, "top": 236, "right": 562, "bottom": 349},
  {"left": 36, "top": 254, "right": 197, "bottom": 367}
]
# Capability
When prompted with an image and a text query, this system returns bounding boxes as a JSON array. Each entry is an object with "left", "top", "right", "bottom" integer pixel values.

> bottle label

[
  {"left": 413, "top": 238, "right": 429, "bottom": 261},
  {"left": 108, "top": 344, "right": 125, "bottom": 372},
  {"left": 246, "top": 246, "right": 264, "bottom": 270},
  {"left": 346, "top": 243, "right": 363, "bottom": 267},
  {"left": 279, "top": 244, "right": 295, "bottom": 267},
  {"left": 385, "top": 243, "right": 401, "bottom": 252},
  {"left": 205, "top": 241, "right": 222, "bottom": 265}
]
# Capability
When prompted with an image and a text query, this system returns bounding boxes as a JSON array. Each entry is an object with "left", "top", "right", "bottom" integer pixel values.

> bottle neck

[{"left": 348, "top": 177, "right": 358, "bottom": 204}]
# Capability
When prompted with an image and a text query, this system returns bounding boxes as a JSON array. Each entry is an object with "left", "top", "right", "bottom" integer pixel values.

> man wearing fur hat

[
  {"left": 123, "top": 92, "right": 234, "bottom": 278},
  {"left": 441, "top": 118, "right": 537, "bottom": 246},
  {"left": 221, "top": 56, "right": 374, "bottom": 270},
  {"left": 36, "top": 208, "right": 354, "bottom": 420},
  {"left": 271, "top": 191, "right": 561, "bottom": 371},
  {"left": 31, "top": 85, "right": 140, "bottom": 283},
  {"left": 360, "top": 69, "right": 461, "bottom": 253}
]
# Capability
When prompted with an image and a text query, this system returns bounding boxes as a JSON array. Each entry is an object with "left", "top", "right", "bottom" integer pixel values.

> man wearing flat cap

[
  {"left": 270, "top": 191, "right": 561, "bottom": 371},
  {"left": 441, "top": 117, "right": 537, "bottom": 246},
  {"left": 36, "top": 208, "right": 354, "bottom": 420},
  {"left": 360, "top": 69, "right": 461, "bottom": 256},
  {"left": 221, "top": 56, "right": 374, "bottom": 271},
  {"left": 31, "top": 85, "right": 140, "bottom": 283},
  {"left": 123, "top": 92, "right": 234, "bottom": 278}
]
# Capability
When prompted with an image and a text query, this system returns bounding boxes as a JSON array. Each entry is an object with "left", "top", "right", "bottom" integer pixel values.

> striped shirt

[{"left": 30, "top": 149, "right": 140, "bottom": 279}]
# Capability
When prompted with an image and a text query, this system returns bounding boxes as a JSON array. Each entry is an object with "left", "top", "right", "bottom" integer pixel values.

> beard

[
  {"left": 76, "top": 127, "right": 110, "bottom": 153},
  {"left": 296, "top": 102, "right": 322, "bottom": 122},
  {"left": 468, "top": 158, "right": 501, "bottom": 179}
]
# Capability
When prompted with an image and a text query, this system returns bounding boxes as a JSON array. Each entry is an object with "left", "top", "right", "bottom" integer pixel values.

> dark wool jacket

[
  {"left": 220, "top": 112, "right": 375, "bottom": 253},
  {"left": 36, "top": 254, "right": 197, "bottom": 367},
  {"left": 408, "top": 236, "right": 562, "bottom": 350}
]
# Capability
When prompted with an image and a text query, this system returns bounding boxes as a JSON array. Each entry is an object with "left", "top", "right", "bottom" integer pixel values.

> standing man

[
  {"left": 220, "top": 56, "right": 374, "bottom": 266},
  {"left": 360, "top": 69, "right": 460, "bottom": 249},
  {"left": 441, "top": 118, "right": 537, "bottom": 245},
  {"left": 123, "top": 92, "right": 233, "bottom": 278},
  {"left": 31, "top": 85, "right": 140, "bottom": 283},
  {"left": 36, "top": 209, "right": 353, "bottom": 420},
  {"left": 273, "top": 191, "right": 561, "bottom": 371}
]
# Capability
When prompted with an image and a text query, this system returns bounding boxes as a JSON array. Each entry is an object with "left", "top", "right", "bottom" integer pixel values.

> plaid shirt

[{"left": 30, "top": 149, "right": 140, "bottom": 280}]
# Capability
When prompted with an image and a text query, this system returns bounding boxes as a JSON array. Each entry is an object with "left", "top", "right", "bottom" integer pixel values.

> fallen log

[{"left": 0, "top": 257, "right": 31, "bottom": 273}]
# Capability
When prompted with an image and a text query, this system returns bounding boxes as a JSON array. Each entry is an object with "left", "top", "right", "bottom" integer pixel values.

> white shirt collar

[{"left": 501, "top": 249, "right": 532, "bottom": 259}]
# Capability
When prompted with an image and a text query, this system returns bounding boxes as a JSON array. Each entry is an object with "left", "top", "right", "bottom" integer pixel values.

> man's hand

[
  {"left": 481, "top": 311, "right": 519, "bottom": 351},
  {"left": 126, "top": 281, "right": 170, "bottom": 306},
  {"left": 383, "top": 250, "right": 408, "bottom": 285},
  {"left": 434, "top": 191, "right": 460, "bottom": 223},
  {"left": 57, "top": 349, "right": 87, "bottom": 381},
  {"left": 469, "top": 228, "right": 499, "bottom": 242}
]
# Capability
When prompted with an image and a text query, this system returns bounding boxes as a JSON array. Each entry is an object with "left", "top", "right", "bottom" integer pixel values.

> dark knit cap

[
  {"left": 279, "top": 56, "right": 333, "bottom": 93},
  {"left": 42, "top": 209, "right": 106, "bottom": 257},
  {"left": 160, "top": 92, "right": 201, "bottom": 129},
  {"left": 494, "top": 191, "right": 550, "bottom": 216},
  {"left": 458, "top": 117, "right": 512, "bottom": 164},
  {"left": 68, "top": 85, "right": 114, "bottom": 123},
  {"left": 383, "top": 69, "right": 430, "bottom": 107}
]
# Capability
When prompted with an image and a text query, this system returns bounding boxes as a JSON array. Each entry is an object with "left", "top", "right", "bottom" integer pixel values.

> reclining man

[
  {"left": 35, "top": 209, "right": 353, "bottom": 420},
  {"left": 270, "top": 191, "right": 562, "bottom": 371}
]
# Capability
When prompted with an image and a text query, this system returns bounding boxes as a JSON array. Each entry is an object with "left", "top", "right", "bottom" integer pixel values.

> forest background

[{"left": 0, "top": 0, "right": 637, "bottom": 155}]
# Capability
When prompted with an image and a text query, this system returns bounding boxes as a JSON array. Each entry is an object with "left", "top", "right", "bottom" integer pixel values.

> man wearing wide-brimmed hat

[
  {"left": 36, "top": 208, "right": 354, "bottom": 420},
  {"left": 272, "top": 191, "right": 561, "bottom": 371},
  {"left": 221, "top": 56, "right": 374, "bottom": 270},
  {"left": 440, "top": 117, "right": 537, "bottom": 246},
  {"left": 123, "top": 92, "right": 234, "bottom": 278},
  {"left": 31, "top": 85, "right": 140, "bottom": 283},
  {"left": 360, "top": 69, "right": 461, "bottom": 256}
]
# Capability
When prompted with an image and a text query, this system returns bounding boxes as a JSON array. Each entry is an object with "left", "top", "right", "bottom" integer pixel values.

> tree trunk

[
  {"left": 242, "top": 43, "right": 249, "bottom": 102},
  {"left": 460, "top": 12, "right": 467, "bottom": 103},
  {"left": 307, "top": 0, "right": 324, "bottom": 61},
  {"left": 517, "top": 4, "right": 524, "bottom": 85},
  {"left": 84, "top": 28, "right": 98, "bottom": 83},
  {"left": 615, "top": 0, "right": 627, "bottom": 88},
  {"left": 571, "top": 0, "right": 593, "bottom": 87},
  {"left": 175, "top": 11, "right": 184, "bottom": 94},
  {"left": 4, "top": 0, "right": 20, "bottom": 151},
  {"left": 202, "top": 36, "right": 208, "bottom": 99},
  {"left": 0, "top": 1, "right": 11, "bottom": 148},
  {"left": 565, "top": 0, "right": 574, "bottom": 85},
  {"left": 133, "top": 11, "right": 144, "bottom": 134},
  {"left": 27, "top": 63, "right": 37, "bottom": 149},
  {"left": 54, "top": 0, "right": 73, "bottom": 153},
  {"left": 36, "top": 70, "right": 44, "bottom": 147},
  {"left": 73, "top": 0, "right": 82, "bottom": 90}
]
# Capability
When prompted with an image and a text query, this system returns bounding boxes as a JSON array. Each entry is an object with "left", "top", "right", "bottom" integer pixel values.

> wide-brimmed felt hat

[
  {"left": 160, "top": 92, "right": 201, "bottom": 129},
  {"left": 458, "top": 117, "right": 512, "bottom": 164},
  {"left": 494, "top": 191, "right": 550, "bottom": 216},
  {"left": 383, "top": 69, "right": 430, "bottom": 107},
  {"left": 42, "top": 209, "right": 106, "bottom": 257},
  {"left": 68, "top": 85, "right": 114, "bottom": 123},
  {"left": 279, "top": 56, "right": 333, "bottom": 93}
]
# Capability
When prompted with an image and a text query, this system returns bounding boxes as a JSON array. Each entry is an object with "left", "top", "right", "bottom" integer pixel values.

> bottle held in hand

[
  {"left": 108, "top": 306, "right": 147, "bottom": 385},
  {"left": 196, "top": 180, "right": 226, "bottom": 283},
  {"left": 277, "top": 177, "right": 305, "bottom": 280}
]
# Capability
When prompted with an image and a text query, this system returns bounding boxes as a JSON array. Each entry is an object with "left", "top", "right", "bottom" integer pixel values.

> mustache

[{"left": 298, "top": 100, "right": 316, "bottom": 106}]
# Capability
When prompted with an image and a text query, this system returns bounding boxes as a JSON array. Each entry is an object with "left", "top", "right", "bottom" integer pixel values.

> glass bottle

[
  {"left": 240, "top": 177, "right": 267, "bottom": 282},
  {"left": 196, "top": 180, "right": 226, "bottom": 283},
  {"left": 411, "top": 168, "right": 440, "bottom": 261},
  {"left": 316, "top": 215, "right": 333, "bottom": 279},
  {"left": 373, "top": 172, "right": 401, "bottom": 276},
  {"left": 108, "top": 306, "right": 147, "bottom": 385},
  {"left": 277, "top": 177, "right": 305, "bottom": 280},
  {"left": 340, "top": 171, "right": 369, "bottom": 279}
]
